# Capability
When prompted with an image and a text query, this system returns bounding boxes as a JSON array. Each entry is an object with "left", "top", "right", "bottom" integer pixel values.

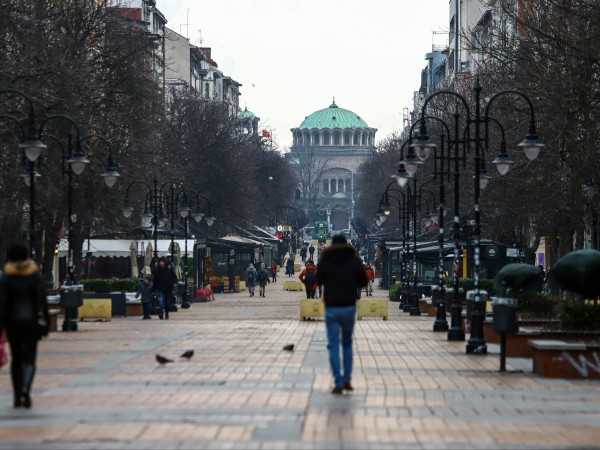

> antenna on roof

[{"left": 198, "top": 29, "right": 203, "bottom": 46}]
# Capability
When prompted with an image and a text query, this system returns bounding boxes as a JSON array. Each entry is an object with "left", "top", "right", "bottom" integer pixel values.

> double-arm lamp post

[
  {"left": 407, "top": 76, "right": 544, "bottom": 353},
  {"left": 0, "top": 88, "right": 47, "bottom": 259}
]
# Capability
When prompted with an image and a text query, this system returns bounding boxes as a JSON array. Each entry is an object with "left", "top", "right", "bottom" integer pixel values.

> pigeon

[
  {"left": 180, "top": 350, "right": 194, "bottom": 360},
  {"left": 156, "top": 354, "right": 174, "bottom": 365},
  {"left": 282, "top": 344, "right": 294, "bottom": 352}
]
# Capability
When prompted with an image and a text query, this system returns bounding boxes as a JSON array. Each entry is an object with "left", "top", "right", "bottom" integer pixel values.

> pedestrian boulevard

[{"left": 1, "top": 274, "right": 599, "bottom": 449}]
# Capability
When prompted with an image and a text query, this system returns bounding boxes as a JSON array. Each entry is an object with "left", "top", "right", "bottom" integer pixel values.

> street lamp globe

[
  {"left": 492, "top": 153, "right": 515, "bottom": 176},
  {"left": 19, "top": 135, "right": 47, "bottom": 162},
  {"left": 67, "top": 152, "right": 89, "bottom": 176},
  {"left": 122, "top": 199, "right": 133, "bottom": 218},
  {"left": 100, "top": 164, "right": 120, "bottom": 188},
  {"left": 179, "top": 200, "right": 191, "bottom": 219},
  {"left": 140, "top": 205, "right": 153, "bottom": 220},
  {"left": 394, "top": 164, "right": 411, "bottom": 188},
  {"left": 478, "top": 168, "right": 493, "bottom": 190},
  {"left": 193, "top": 209, "right": 204, "bottom": 223},
  {"left": 583, "top": 180, "right": 597, "bottom": 199},
  {"left": 410, "top": 131, "right": 436, "bottom": 162},
  {"left": 19, "top": 169, "right": 41, "bottom": 187},
  {"left": 205, "top": 216, "right": 216, "bottom": 227},
  {"left": 517, "top": 131, "right": 544, "bottom": 161},
  {"left": 401, "top": 152, "right": 423, "bottom": 177}
]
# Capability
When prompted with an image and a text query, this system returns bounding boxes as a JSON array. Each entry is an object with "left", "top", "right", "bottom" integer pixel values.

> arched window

[
  {"left": 303, "top": 132, "right": 310, "bottom": 146},
  {"left": 343, "top": 133, "right": 350, "bottom": 145},
  {"left": 323, "top": 179, "right": 329, "bottom": 192},
  {"left": 361, "top": 134, "right": 366, "bottom": 145},
  {"left": 353, "top": 133, "right": 359, "bottom": 145},
  {"left": 323, "top": 132, "right": 330, "bottom": 145},
  {"left": 295, "top": 189, "right": 301, "bottom": 200},
  {"left": 333, "top": 132, "right": 340, "bottom": 145},
  {"left": 313, "top": 132, "right": 320, "bottom": 145},
  {"left": 330, "top": 179, "right": 337, "bottom": 193},
  {"left": 338, "top": 179, "right": 344, "bottom": 192},
  {"left": 345, "top": 178, "right": 351, "bottom": 192}
]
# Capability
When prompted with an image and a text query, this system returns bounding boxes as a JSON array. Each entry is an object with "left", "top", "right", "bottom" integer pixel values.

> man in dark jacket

[
  {"left": 152, "top": 258, "right": 177, "bottom": 319},
  {"left": 315, "top": 235, "right": 368, "bottom": 395}
]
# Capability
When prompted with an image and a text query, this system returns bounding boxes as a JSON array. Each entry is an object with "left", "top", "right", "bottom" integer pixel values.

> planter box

[
  {"left": 83, "top": 292, "right": 126, "bottom": 316},
  {"left": 283, "top": 281, "right": 304, "bottom": 291},
  {"left": 78, "top": 298, "right": 111, "bottom": 321},
  {"left": 357, "top": 298, "right": 388, "bottom": 321},
  {"left": 300, "top": 298, "right": 324, "bottom": 320},
  {"left": 531, "top": 340, "right": 600, "bottom": 379},
  {"left": 48, "top": 309, "right": 60, "bottom": 332}
]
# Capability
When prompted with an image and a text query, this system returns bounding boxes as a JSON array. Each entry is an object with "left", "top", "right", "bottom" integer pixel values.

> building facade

[{"left": 288, "top": 100, "right": 376, "bottom": 232}]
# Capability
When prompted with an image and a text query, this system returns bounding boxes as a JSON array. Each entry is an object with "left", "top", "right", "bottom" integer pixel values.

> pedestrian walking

[
  {"left": 308, "top": 244, "right": 315, "bottom": 261},
  {"left": 365, "top": 263, "right": 375, "bottom": 296},
  {"left": 315, "top": 235, "right": 368, "bottom": 395},
  {"left": 0, "top": 243, "right": 49, "bottom": 409},
  {"left": 271, "top": 261, "right": 278, "bottom": 282},
  {"left": 299, "top": 260, "right": 318, "bottom": 298},
  {"left": 246, "top": 263, "right": 257, "bottom": 296},
  {"left": 300, "top": 245, "right": 307, "bottom": 263},
  {"left": 152, "top": 257, "right": 177, "bottom": 320},
  {"left": 286, "top": 257, "right": 295, "bottom": 277},
  {"left": 257, "top": 263, "right": 270, "bottom": 297},
  {"left": 135, "top": 275, "right": 153, "bottom": 319}
]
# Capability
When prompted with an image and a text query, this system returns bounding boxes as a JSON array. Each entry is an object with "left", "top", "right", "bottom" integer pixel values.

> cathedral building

[{"left": 288, "top": 100, "right": 377, "bottom": 231}]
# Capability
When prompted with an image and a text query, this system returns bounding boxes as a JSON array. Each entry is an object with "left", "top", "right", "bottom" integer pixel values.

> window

[
  {"left": 313, "top": 133, "right": 320, "bottom": 145},
  {"left": 333, "top": 133, "right": 340, "bottom": 145},
  {"left": 345, "top": 178, "right": 351, "bottom": 192},
  {"left": 361, "top": 134, "right": 366, "bottom": 145},
  {"left": 304, "top": 133, "right": 310, "bottom": 145},
  {"left": 353, "top": 133, "right": 359, "bottom": 145},
  {"left": 323, "top": 133, "right": 330, "bottom": 145},
  {"left": 295, "top": 189, "right": 301, "bottom": 200},
  {"left": 330, "top": 179, "right": 337, "bottom": 193},
  {"left": 338, "top": 179, "right": 344, "bottom": 192},
  {"left": 323, "top": 179, "right": 329, "bottom": 192},
  {"left": 343, "top": 133, "right": 350, "bottom": 145}
]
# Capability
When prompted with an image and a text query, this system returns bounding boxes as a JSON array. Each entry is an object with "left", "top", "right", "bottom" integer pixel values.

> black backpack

[
  {"left": 258, "top": 269, "right": 267, "bottom": 282},
  {"left": 304, "top": 268, "right": 315, "bottom": 287}
]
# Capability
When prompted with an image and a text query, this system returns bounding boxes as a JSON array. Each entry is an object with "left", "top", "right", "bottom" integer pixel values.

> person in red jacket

[
  {"left": 365, "top": 262, "right": 375, "bottom": 296},
  {"left": 299, "top": 260, "right": 317, "bottom": 298}
]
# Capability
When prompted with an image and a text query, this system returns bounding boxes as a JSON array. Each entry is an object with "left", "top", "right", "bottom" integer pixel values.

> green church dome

[
  {"left": 240, "top": 107, "right": 256, "bottom": 119},
  {"left": 298, "top": 100, "right": 368, "bottom": 129}
]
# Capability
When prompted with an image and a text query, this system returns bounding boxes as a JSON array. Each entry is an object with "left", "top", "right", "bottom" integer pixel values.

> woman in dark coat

[{"left": 0, "top": 243, "right": 49, "bottom": 408}]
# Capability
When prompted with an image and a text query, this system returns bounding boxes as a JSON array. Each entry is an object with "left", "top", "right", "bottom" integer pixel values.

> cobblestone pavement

[{"left": 1, "top": 271, "right": 600, "bottom": 449}]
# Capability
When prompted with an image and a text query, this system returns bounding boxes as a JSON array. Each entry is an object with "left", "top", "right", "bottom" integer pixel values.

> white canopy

[{"left": 57, "top": 239, "right": 194, "bottom": 258}]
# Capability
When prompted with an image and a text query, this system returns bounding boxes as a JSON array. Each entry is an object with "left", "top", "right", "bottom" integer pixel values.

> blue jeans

[
  {"left": 157, "top": 291, "right": 166, "bottom": 315},
  {"left": 325, "top": 305, "right": 356, "bottom": 388}
]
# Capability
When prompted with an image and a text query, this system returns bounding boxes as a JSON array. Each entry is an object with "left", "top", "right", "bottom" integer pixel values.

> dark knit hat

[
  {"left": 7, "top": 243, "right": 29, "bottom": 262},
  {"left": 332, "top": 235, "right": 347, "bottom": 245}
]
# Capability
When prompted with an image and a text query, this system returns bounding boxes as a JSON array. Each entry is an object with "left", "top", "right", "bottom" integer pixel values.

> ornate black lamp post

[
  {"left": 39, "top": 115, "right": 119, "bottom": 331},
  {"left": 0, "top": 87, "right": 47, "bottom": 259},
  {"left": 410, "top": 77, "right": 544, "bottom": 353}
]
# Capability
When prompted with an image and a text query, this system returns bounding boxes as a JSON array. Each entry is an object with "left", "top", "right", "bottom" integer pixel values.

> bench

[
  {"left": 48, "top": 309, "right": 60, "bottom": 332},
  {"left": 530, "top": 339, "right": 600, "bottom": 379},
  {"left": 357, "top": 298, "right": 388, "bottom": 321},
  {"left": 126, "top": 301, "right": 143, "bottom": 317}
]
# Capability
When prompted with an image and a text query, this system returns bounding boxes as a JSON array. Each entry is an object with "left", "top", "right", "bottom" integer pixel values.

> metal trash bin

[
  {"left": 60, "top": 284, "right": 83, "bottom": 331},
  {"left": 466, "top": 289, "right": 488, "bottom": 317},
  {"left": 492, "top": 297, "right": 519, "bottom": 334}
]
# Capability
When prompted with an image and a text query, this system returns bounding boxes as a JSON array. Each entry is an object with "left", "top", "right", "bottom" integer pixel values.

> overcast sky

[{"left": 157, "top": 0, "right": 449, "bottom": 149}]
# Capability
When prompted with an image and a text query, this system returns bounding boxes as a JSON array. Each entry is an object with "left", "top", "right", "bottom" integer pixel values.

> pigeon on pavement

[
  {"left": 180, "top": 350, "right": 194, "bottom": 360},
  {"left": 282, "top": 344, "right": 294, "bottom": 352},
  {"left": 156, "top": 354, "right": 174, "bottom": 365}
]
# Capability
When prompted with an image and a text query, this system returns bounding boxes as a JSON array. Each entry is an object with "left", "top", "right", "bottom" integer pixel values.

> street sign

[{"left": 506, "top": 248, "right": 519, "bottom": 258}]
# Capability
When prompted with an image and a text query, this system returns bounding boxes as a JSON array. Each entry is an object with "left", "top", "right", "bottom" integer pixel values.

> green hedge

[
  {"left": 457, "top": 278, "right": 495, "bottom": 295},
  {"left": 559, "top": 302, "right": 600, "bottom": 331},
  {"left": 511, "top": 292, "right": 557, "bottom": 317},
  {"left": 81, "top": 278, "right": 138, "bottom": 293},
  {"left": 389, "top": 282, "right": 402, "bottom": 300}
]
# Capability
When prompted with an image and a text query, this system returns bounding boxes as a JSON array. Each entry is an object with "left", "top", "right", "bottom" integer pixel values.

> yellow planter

[
  {"left": 78, "top": 298, "right": 111, "bottom": 321},
  {"left": 283, "top": 280, "right": 304, "bottom": 291},
  {"left": 294, "top": 264, "right": 301, "bottom": 272},
  {"left": 300, "top": 298, "right": 325, "bottom": 320},
  {"left": 357, "top": 298, "right": 388, "bottom": 320}
]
